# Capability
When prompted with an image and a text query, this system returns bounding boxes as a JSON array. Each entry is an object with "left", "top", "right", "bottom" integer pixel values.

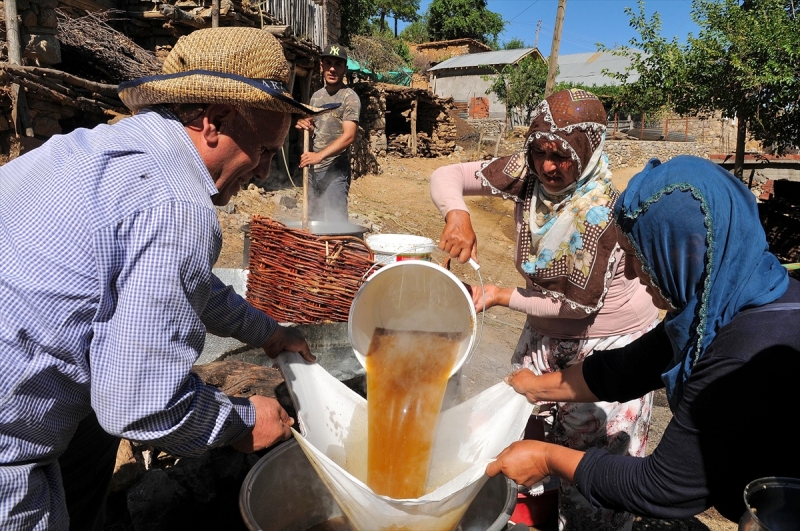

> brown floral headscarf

[{"left": 476, "top": 89, "right": 620, "bottom": 312}]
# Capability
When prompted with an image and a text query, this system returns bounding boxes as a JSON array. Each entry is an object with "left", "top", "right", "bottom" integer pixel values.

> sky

[{"left": 401, "top": 0, "right": 701, "bottom": 56}]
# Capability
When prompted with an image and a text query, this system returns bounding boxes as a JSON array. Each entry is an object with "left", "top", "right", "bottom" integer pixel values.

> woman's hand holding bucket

[{"left": 439, "top": 209, "right": 478, "bottom": 264}]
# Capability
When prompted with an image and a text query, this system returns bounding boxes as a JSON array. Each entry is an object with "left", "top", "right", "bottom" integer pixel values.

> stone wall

[
  {"left": 604, "top": 140, "right": 710, "bottom": 170},
  {"left": 466, "top": 118, "right": 504, "bottom": 137},
  {"left": 0, "top": 0, "right": 63, "bottom": 143},
  {"left": 409, "top": 39, "right": 492, "bottom": 64},
  {"left": 611, "top": 113, "right": 762, "bottom": 155}
]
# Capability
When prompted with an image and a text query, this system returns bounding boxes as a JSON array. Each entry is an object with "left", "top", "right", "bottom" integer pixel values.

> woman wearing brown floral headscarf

[{"left": 430, "top": 89, "right": 659, "bottom": 530}]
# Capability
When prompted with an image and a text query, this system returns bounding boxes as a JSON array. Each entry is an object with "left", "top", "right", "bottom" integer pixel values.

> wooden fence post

[{"left": 4, "top": 0, "right": 34, "bottom": 138}]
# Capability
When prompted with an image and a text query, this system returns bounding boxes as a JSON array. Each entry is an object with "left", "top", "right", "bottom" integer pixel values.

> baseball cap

[{"left": 320, "top": 44, "right": 348, "bottom": 61}]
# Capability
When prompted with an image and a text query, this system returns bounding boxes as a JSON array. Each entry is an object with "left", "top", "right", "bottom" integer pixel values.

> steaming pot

[
  {"left": 739, "top": 477, "right": 800, "bottom": 531},
  {"left": 239, "top": 439, "right": 517, "bottom": 531}
]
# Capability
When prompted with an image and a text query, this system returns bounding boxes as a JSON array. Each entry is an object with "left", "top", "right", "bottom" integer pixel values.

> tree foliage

[
  {"left": 399, "top": 19, "right": 429, "bottom": 43},
  {"left": 502, "top": 38, "right": 528, "bottom": 50},
  {"left": 340, "top": 0, "right": 376, "bottom": 45},
  {"left": 426, "top": 0, "right": 504, "bottom": 46},
  {"left": 374, "top": 0, "right": 420, "bottom": 34},
  {"left": 349, "top": 34, "right": 410, "bottom": 74},
  {"left": 483, "top": 55, "right": 548, "bottom": 124},
  {"left": 609, "top": 0, "right": 800, "bottom": 173}
]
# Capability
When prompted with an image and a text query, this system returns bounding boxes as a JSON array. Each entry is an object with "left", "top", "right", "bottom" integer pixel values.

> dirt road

[{"left": 215, "top": 153, "right": 736, "bottom": 531}]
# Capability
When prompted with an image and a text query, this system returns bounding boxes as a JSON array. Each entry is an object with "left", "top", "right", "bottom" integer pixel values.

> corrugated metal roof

[
  {"left": 555, "top": 50, "right": 641, "bottom": 86},
  {"left": 429, "top": 48, "right": 643, "bottom": 86},
  {"left": 428, "top": 48, "right": 537, "bottom": 71}
]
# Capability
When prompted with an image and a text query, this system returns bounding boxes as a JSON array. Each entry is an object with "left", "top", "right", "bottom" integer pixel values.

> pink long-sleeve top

[{"left": 431, "top": 160, "right": 658, "bottom": 339}]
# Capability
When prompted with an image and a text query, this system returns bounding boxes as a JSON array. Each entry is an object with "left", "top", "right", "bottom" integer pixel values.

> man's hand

[
  {"left": 295, "top": 117, "right": 315, "bottom": 132},
  {"left": 299, "top": 151, "right": 325, "bottom": 168},
  {"left": 261, "top": 325, "right": 316, "bottom": 362},
  {"left": 467, "top": 283, "right": 513, "bottom": 312},
  {"left": 230, "top": 395, "right": 294, "bottom": 453},
  {"left": 439, "top": 210, "right": 477, "bottom": 264}
]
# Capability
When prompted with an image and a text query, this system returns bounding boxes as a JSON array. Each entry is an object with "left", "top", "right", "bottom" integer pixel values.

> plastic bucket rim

[
  {"left": 348, "top": 260, "right": 477, "bottom": 378},
  {"left": 366, "top": 234, "right": 437, "bottom": 255}
]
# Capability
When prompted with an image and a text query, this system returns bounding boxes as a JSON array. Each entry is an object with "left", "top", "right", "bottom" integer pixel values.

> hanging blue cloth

[{"left": 614, "top": 156, "right": 788, "bottom": 409}]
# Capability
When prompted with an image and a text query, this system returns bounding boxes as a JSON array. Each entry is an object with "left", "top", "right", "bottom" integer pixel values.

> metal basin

[
  {"left": 240, "top": 439, "right": 517, "bottom": 531},
  {"left": 739, "top": 477, "right": 800, "bottom": 531}
]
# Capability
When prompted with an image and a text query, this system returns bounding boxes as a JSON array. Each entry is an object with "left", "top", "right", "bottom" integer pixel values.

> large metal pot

[
  {"left": 739, "top": 477, "right": 800, "bottom": 531},
  {"left": 283, "top": 220, "right": 367, "bottom": 238},
  {"left": 240, "top": 439, "right": 517, "bottom": 531}
]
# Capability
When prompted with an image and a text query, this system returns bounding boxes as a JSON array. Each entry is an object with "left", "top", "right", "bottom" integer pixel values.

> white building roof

[{"left": 428, "top": 48, "right": 538, "bottom": 71}]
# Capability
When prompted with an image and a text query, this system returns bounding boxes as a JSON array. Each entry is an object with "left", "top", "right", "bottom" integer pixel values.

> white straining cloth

[{"left": 274, "top": 352, "right": 534, "bottom": 531}]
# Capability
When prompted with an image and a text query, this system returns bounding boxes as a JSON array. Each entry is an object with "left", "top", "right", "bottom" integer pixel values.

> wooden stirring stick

[{"left": 302, "top": 128, "right": 310, "bottom": 231}]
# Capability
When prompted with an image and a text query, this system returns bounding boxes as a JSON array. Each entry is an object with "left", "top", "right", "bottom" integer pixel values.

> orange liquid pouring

[{"left": 365, "top": 328, "right": 460, "bottom": 499}]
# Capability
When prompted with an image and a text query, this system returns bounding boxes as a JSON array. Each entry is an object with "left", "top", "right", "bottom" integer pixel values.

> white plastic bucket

[
  {"left": 366, "top": 234, "right": 437, "bottom": 264},
  {"left": 348, "top": 260, "right": 477, "bottom": 377}
]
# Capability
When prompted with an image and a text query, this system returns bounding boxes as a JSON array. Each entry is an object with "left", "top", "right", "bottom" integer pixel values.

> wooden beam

[
  {"left": 263, "top": 25, "right": 291, "bottom": 36},
  {"left": 410, "top": 96, "right": 417, "bottom": 157},
  {"left": 57, "top": 0, "right": 113, "bottom": 13}
]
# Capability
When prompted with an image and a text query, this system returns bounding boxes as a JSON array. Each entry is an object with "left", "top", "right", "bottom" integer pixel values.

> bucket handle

[{"left": 440, "top": 257, "right": 486, "bottom": 371}]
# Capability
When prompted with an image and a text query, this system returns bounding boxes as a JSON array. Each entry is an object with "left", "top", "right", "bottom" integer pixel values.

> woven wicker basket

[{"left": 246, "top": 216, "right": 378, "bottom": 324}]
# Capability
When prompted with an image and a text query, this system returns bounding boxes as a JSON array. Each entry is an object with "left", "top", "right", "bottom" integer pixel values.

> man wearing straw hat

[{"left": 0, "top": 27, "right": 334, "bottom": 530}]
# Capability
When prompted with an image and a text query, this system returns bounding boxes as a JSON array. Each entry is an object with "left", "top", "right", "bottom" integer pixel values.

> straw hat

[{"left": 118, "top": 27, "right": 336, "bottom": 115}]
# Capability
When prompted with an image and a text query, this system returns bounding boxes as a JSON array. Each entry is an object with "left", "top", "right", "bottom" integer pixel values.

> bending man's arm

[{"left": 90, "top": 203, "right": 284, "bottom": 456}]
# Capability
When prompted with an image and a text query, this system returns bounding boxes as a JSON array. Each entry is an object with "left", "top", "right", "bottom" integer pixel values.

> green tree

[
  {"left": 374, "top": 0, "right": 420, "bottom": 36},
  {"left": 503, "top": 38, "right": 527, "bottom": 50},
  {"left": 340, "top": 0, "right": 377, "bottom": 45},
  {"left": 612, "top": 0, "right": 800, "bottom": 177},
  {"left": 483, "top": 55, "right": 548, "bottom": 124},
  {"left": 399, "top": 19, "right": 429, "bottom": 43},
  {"left": 426, "top": 0, "right": 504, "bottom": 46}
]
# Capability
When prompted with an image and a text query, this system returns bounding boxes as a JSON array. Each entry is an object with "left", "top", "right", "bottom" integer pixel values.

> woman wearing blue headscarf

[{"left": 486, "top": 155, "right": 800, "bottom": 522}]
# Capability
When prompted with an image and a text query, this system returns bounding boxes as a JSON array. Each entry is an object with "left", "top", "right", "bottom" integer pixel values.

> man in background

[{"left": 296, "top": 44, "right": 361, "bottom": 222}]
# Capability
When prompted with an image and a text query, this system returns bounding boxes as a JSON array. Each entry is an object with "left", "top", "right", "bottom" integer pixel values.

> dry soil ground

[{"left": 215, "top": 150, "right": 736, "bottom": 531}]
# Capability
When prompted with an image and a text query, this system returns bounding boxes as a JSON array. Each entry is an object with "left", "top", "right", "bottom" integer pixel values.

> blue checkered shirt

[{"left": 0, "top": 109, "right": 276, "bottom": 530}]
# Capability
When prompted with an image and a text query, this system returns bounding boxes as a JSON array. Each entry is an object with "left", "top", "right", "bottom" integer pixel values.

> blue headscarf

[{"left": 614, "top": 156, "right": 788, "bottom": 409}]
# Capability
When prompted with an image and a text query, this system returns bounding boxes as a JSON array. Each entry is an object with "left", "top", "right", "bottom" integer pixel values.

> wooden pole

[
  {"left": 685, "top": 116, "right": 689, "bottom": 141},
  {"left": 211, "top": 0, "right": 219, "bottom": 27},
  {"left": 544, "top": 0, "right": 566, "bottom": 97},
  {"left": 640, "top": 112, "right": 645, "bottom": 140},
  {"left": 4, "top": 0, "right": 34, "bottom": 138},
  {"left": 613, "top": 112, "right": 618, "bottom": 137},
  {"left": 410, "top": 96, "right": 418, "bottom": 157},
  {"left": 302, "top": 128, "right": 310, "bottom": 230}
]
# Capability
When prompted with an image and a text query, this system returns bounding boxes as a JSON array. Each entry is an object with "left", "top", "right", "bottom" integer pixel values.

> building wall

[
  {"left": 325, "top": 0, "right": 340, "bottom": 45},
  {"left": 431, "top": 69, "right": 505, "bottom": 119}
]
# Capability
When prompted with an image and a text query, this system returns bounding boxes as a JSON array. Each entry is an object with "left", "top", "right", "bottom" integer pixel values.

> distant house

[
  {"left": 556, "top": 50, "right": 641, "bottom": 86},
  {"left": 427, "top": 48, "right": 544, "bottom": 120},
  {"left": 426, "top": 48, "right": 641, "bottom": 122}
]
